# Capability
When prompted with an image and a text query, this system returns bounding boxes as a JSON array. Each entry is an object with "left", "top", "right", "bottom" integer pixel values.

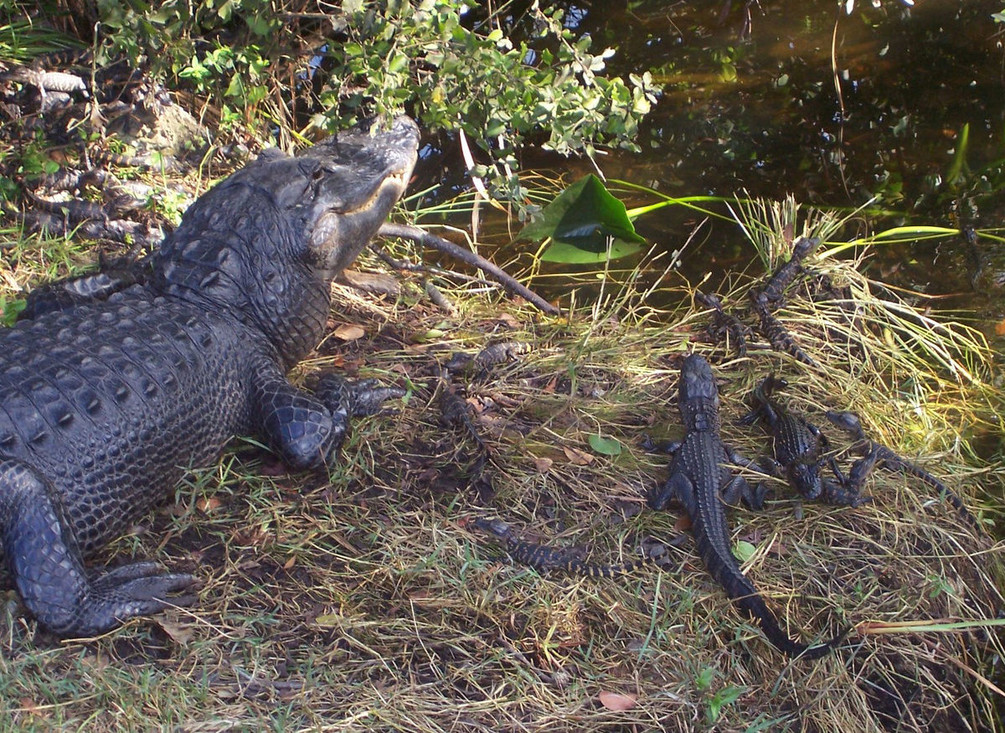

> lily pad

[{"left": 518, "top": 175, "right": 646, "bottom": 263}]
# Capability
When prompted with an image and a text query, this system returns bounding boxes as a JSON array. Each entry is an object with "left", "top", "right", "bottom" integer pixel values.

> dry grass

[{"left": 0, "top": 212, "right": 1003, "bottom": 732}]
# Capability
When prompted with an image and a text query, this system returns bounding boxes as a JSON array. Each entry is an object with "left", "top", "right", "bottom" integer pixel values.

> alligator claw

[
  {"left": 646, "top": 482, "right": 673, "bottom": 511},
  {"left": 58, "top": 564, "right": 199, "bottom": 638},
  {"left": 744, "top": 481, "right": 768, "bottom": 511},
  {"left": 315, "top": 374, "right": 406, "bottom": 417},
  {"left": 640, "top": 434, "right": 682, "bottom": 455},
  {"left": 92, "top": 563, "right": 199, "bottom": 599}
]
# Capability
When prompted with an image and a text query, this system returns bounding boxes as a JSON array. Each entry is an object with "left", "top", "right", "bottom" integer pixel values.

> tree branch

[{"left": 377, "top": 223, "right": 559, "bottom": 315}]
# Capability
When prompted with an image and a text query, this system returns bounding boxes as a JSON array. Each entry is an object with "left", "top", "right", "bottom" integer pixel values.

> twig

[
  {"left": 371, "top": 247, "right": 495, "bottom": 284},
  {"left": 377, "top": 222, "right": 560, "bottom": 315},
  {"left": 424, "top": 280, "right": 457, "bottom": 315}
]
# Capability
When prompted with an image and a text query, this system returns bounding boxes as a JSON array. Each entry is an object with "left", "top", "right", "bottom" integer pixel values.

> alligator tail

[
  {"left": 737, "top": 593, "right": 849, "bottom": 660},
  {"left": 754, "top": 305, "right": 818, "bottom": 366},
  {"left": 694, "top": 522, "right": 844, "bottom": 660},
  {"left": 898, "top": 460, "right": 978, "bottom": 528},
  {"left": 565, "top": 557, "right": 646, "bottom": 578}
]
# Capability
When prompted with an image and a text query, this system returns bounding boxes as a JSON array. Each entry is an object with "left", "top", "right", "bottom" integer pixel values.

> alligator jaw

[{"left": 305, "top": 116, "right": 420, "bottom": 279}]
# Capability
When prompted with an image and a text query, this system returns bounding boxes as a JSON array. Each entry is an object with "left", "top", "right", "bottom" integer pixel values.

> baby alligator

[
  {"left": 648, "top": 354, "right": 846, "bottom": 659},
  {"left": 748, "top": 236, "right": 821, "bottom": 366},
  {"left": 745, "top": 376, "right": 870, "bottom": 508},
  {"left": 472, "top": 518, "right": 673, "bottom": 578},
  {"left": 825, "top": 410, "right": 976, "bottom": 527}
]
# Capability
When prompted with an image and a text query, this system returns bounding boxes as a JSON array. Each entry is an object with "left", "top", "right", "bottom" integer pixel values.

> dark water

[
  {"left": 450, "top": 1, "right": 1005, "bottom": 338},
  {"left": 605, "top": 1, "right": 1005, "bottom": 309}
]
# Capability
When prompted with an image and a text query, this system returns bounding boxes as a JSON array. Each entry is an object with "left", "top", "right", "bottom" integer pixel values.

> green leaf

[
  {"left": 539, "top": 239, "right": 643, "bottom": 264},
  {"left": 388, "top": 52, "right": 409, "bottom": 74},
  {"left": 946, "top": 122, "right": 970, "bottom": 187},
  {"left": 0, "top": 297, "right": 25, "bottom": 327},
  {"left": 707, "top": 685, "right": 744, "bottom": 724},
  {"left": 225, "top": 73, "right": 245, "bottom": 99},
  {"left": 148, "top": 7, "right": 175, "bottom": 24},
  {"left": 694, "top": 666, "right": 716, "bottom": 691},
  {"left": 588, "top": 433, "right": 622, "bottom": 456},
  {"left": 245, "top": 14, "right": 272, "bottom": 37},
  {"left": 733, "top": 540, "right": 756, "bottom": 563},
  {"left": 519, "top": 175, "right": 646, "bottom": 263}
]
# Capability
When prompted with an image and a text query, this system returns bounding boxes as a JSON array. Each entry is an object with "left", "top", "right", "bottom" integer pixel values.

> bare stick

[{"left": 377, "top": 223, "right": 560, "bottom": 315}]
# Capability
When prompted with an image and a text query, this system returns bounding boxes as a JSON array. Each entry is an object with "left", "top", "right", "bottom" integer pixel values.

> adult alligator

[
  {"left": 647, "top": 354, "right": 846, "bottom": 660},
  {"left": 0, "top": 117, "right": 419, "bottom": 637}
]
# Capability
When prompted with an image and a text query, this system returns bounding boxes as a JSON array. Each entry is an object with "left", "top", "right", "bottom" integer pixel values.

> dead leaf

[
  {"left": 496, "top": 313, "right": 521, "bottom": 328},
  {"left": 332, "top": 323, "right": 366, "bottom": 341},
  {"left": 746, "top": 532, "right": 789, "bottom": 557},
  {"left": 599, "top": 691, "right": 637, "bottom": 711},
  {"left": 197, "top": 496, "right": 223, "bottom": 513},
  {"left": 543, "top": 376, "right": 558, "bottom": 394},
  {"left": 674, "top": 514, "right": 692, "bottom": 532},
  {"left": 234, "top": 527, "right": 269, "bottom": 547},
  {"left": 533, "top": 456, "right": 554, "bottom": 473},
  {"left": 880, "top": 261, "right": 902, "bottom": 279},
  {"left": 995, "top": 319, "right": 1005, "bottom": 337},
  {"left": 562, "top": 446, "right": 595, "bottom": 465},
  {"left": 158, "top": 618, "right": 194, "bottom": 645},
  {"left": 18, "top": 698, "right": 44, "bottom": 716}
]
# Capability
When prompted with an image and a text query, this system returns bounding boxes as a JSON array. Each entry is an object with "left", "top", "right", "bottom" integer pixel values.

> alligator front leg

[
  {"left": 720, "top": 474, "right": 767, "bottom": 511},
  {"left": 0, "top": 459, "right": 196, "bottom": 636},
  {"left": 820, "top": 452, "right": 875, "bottom": 508},
  {"left": 723, "top": 446, "right": 767, "bottom": 510},
  {"left": 250, "top": 360, "right": 404, "bottom": 471}
]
